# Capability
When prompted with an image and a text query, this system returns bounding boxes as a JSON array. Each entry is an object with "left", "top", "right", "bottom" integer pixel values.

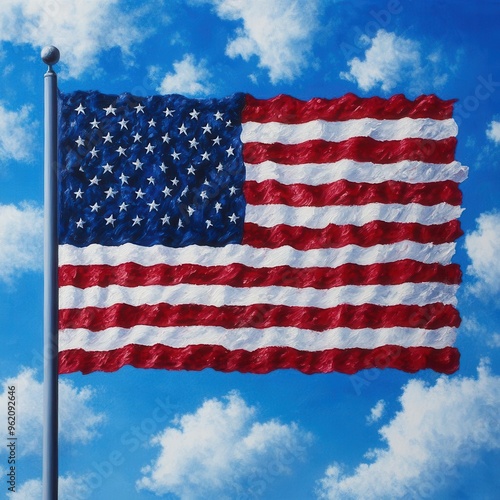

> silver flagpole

[{"left": 41, "top": 45, "right": 60, "bottom": 500}]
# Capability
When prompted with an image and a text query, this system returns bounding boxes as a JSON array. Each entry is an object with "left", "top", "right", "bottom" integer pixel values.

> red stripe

[
  {"left": 59, "top": 303, "right": 459, "bottom": 332},
  {"left": 242, "top": 220, "right": 462, "bottom": 250},
  {"left": 59, "top": 261, "right": 461, "bottom": 289},
  {"left": 242, "top": 94, "right": 456, "bottom": 123},
  {"left": 244, "top": 180, "right": 462, "bottom": 207},
  {"left": 58, "top": 344, "right": 460, "bottom": 375},
  {"left": 243, "top": 137, "right": 456, "bottom": 165}
]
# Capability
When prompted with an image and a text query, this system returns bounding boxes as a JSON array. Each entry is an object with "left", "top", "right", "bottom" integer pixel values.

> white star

[
  {"left": 205, "top": 219, "right": 213, "bottom": 228},
  {"left": 90, "top": 118, "right": 100, "bottom": 129},
  {"left": 119, "top": 202, "right": 128, "bottom": 212},
  {"left": 226, "top": 146, "right": 235, "bottom": 157},
  {"left": 132, "top": 216, "right": 143, "bottom": 226},
  {"left": 161, "top": 214, "right": 171, "bottom": 225},
  {"left": 201, "top": 151, "right": 211, "bottom": 161},
  {"left": 90, "top": 203, "right": 100, "bottom": 212},
  {"left": 148, "top": 118, "right": 156, "bottom": 127},
  {"left": 74, "top": 188, "right": 83, "bottom": 199},
  {"left": 116, "top": 146, "right": 127, "bottom": 156},
  {"left": 203, "top": 178, "right": 211, "bottom": 186},
  {"left": 216, "top": 163, "right": 224, "bottom": 172},
  {"left": 135, "top": 188, "right": 145, "bottom": 199},
  {"left": 132, "top": 158, "right": 143, "bottom": 170},
  {"left": 119, "top": 173, "right": 129, "bottom": 185},
  {"left": 229, "top": 185, "right": 238, "bottom": 196},
  {"left": 135, "top": 103, "right": 145, "bottom": 113},
  {"left": 147, "top": 176, "right": 155, "bottom": 184},
  {"left": 180, "top": 186, "right": 189, "bottom": 197},
  {"left": 214, "top": 110, "right": 224, "bottom": 120},
  {"left": 202, "top": 123, "right": 212, "bottom": 134},
  {"left": 148, "top": 200, "right": 160, "bottom": 211},
  {"left": 189, "top": 109, "right": 200, "bottom": 120},
  {"left": 118, "top": 118, "right": 129, "bottom": 130},
  {"left": 188, "top": 138, "right": 199, "bottom": 149},
  {"left": 89, "top": 176, "right": 100, "bottom": 186},
  {"left": 133, "top": 132, "right": 142, "bottom": 143},
  {"left": 162, "top": 133, "right": 171, "bottom": 143},
  {"left": 102, "top": 163, "right": 114, "bottom": 174},
  {"left": 105, "top": 214, "right": 116, "bottom": 226},
  {"left": 90, "top": 147, "right": 99, "bottom": 158},
  {"left": 164, "top": 107, "right": 175, "bottom": 117},
  {"left": 177, "top": 219, "right": 184, "bottom": 228},
  {"left": 105, "top": 187, "right": 118, "bottom": 198},
  {"left": 162, "top": 186, "right": 172, "bottom": 197},
  {"left": 171, "top": 177, "right": 180, "bottom": 186},
  {"left": 103, "top": 104, "right": 116, "bottom": 115},
  {"left": 171, "top": 151, "right": 180, "bottom": 160},
  {"left": 75, "top": 104, "right": 86, "bottom": 114},
  {"left": 186, "top": 206, "right": 195, "bottom": 217},
  {"left": 200, "top": 191, "right": 208, "bottom": 200},
  {"left": 187, "top": 165, "right": 196, "bottom": 175},
  {"left": 228, "top": 213, "right": 239, "bottom": 224},
  {"left": 178, "top": 123, "right": 188, "bottom": 135},
  {"left": 75, "top": 136, "right": 85, "bottom": 147},
  {"left": 159, "top": 162, "right": 168, "bottom": 172},
  {"left": 212, "top": 136, "right": 221, "bottom": 145},
  {"left": 103, "top": 132, "right": 113, "bottom": 143},
  {"left": 225, "top": 120, "right": 233, "bottom": 127},
  {"left": 145, "top": 143, "right": 155, "bottom": 154},
  {"left": 214, "top": 202, "right": 222, "bottom": 213},
  {"left": 76, "top": 218, "right": 85, "bottom": 228}
]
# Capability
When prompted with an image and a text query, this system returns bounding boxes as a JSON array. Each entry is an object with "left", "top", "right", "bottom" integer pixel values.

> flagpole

[{"left": 42, "top": 45, "right": 60, "bottom": 500}]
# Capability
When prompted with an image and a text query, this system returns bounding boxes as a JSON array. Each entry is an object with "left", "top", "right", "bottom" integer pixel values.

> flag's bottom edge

[{"left": 58, "top": 344, "right": 459, "bottom": 375}]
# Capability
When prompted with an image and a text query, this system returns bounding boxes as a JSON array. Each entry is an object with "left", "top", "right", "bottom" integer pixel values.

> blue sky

[{"left": 0, "top": 0, "right": 499, "bottom": 498}]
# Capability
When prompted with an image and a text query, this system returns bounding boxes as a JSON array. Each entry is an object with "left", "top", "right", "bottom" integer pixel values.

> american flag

[{"left": 58, "top": 91, "right": 467, "bottom": 375}]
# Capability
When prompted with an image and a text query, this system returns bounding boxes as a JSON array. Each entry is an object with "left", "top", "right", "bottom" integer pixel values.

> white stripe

[
  {"left": 59, "top": 242, "right": 456, "bottom": 268},
  {"left": 241, "top": 118, "right": 457, "bottom": 143},
  {"left": 59, "top": 325, "right": 457, "bottom": 351},
  {"left": 246, "top": 203, "right": 462, "bottom": 228},
  {"left": 59, "top": 282, "right": 458, "bottom": 309},
  {"left": 245, "top": 160, "right": 468, "bottom": 185}
]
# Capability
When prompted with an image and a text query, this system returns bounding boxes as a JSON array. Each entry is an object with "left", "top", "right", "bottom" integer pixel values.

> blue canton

[{"left": 59, "top": 91, "right": 246, "bottom": 247}]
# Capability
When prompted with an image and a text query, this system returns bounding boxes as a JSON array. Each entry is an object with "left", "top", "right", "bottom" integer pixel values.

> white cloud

[
  {"left": 366, "top": 400, "right": 385, "bottom": 425},
  {"left": 464, "top": 211, "right": 500, "bottom": 297},
  {"left": 0, "top": 202, "right": 43, "bottom": 284},
  {"left": 153, "top": 54, "right": 213, "bottom": 96},
  {"left": 0, "top": 103, "right": 36, "bottom": 163},
  {"left": 9, "top": 475, "right": 91, "bottom": 500},
  {"left": 137, "top": 391, "right": 312, "bottom": 498},
  {"left": 340, "top": 30, "right": 447, "bottom": 94},
  {"left": 486, "top": 120, "right": 500, "bottom": 143},
  {"left": 317, "top": 362, "right": 500, "bottom": 499},
  {"left": 0, "top": 369, "right": 105, "bottom": 457},
  {"left": 202, "top": 0, "right": 319, "bottom": 84},
  {"left": 0, "top": 0, "right": 155, "bottom": 78}
]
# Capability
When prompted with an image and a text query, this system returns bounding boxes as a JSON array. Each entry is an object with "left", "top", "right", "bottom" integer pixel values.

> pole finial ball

[{"left": 41, "top": 46, "right": 60, "bottom": 66}]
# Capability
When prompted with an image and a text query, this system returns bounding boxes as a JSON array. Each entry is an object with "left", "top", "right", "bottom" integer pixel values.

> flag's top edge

[{"left": 243, "top": 93, "right": 457, "bottom": 123}]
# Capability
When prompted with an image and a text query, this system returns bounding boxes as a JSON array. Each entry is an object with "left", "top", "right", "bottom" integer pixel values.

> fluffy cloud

[
  {"left": 486, "top": 120, "right": 500, "bottom": 143},
  {"left": 0, "top": 202, "right": 43, "bottom": 284},
  {"left": 137, "top": 391, "right": 312, "bottom": 498},
  {"left": 152, "top": 54, "right": 213, "bottom": 96},
  {"left": 464, "top": 211, "right": 500, "bottom": 297},
  {"left": 0, "top": 103, "right": 36, "bottom": 163},
  {"left": 0, "top": 369, "right": 105, "bottom": 457},
  {"left": 8, "top": 475, "right": 90, "bottom": 500},
  {"left": 340, "top": 30, "right": 447, "bottom": 93},
  {"left": 0, "top": 0, "right": 155, "bottom": 78},
  {"left": 316, "top": 362, "right": 500, "bottom": 499},
  {"left": 201, "top": 0, "right": 319, "bottom": 83},
  {"left": 366, "top": 400, "right": 385, "bottom": 425}
]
